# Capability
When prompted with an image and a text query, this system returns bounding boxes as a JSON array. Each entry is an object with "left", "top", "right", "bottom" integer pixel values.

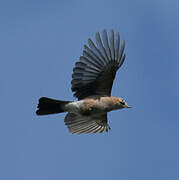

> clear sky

[{"left": 0, "top": 0, "right": 179, "bottom": 179}]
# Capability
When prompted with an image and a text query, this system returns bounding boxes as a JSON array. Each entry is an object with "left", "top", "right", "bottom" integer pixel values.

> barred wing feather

[{"left": 64, "top": 113, "right": 110, "bottom": 134}]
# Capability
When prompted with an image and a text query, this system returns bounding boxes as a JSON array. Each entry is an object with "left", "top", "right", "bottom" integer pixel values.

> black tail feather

[{"left": 36, "top": 97, "right": 70, "bottom": 115}]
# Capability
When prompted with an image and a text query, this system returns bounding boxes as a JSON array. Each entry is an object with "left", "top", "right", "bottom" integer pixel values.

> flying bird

[{"left": 36, "top": 29, "right": 131, "bottom": 134}]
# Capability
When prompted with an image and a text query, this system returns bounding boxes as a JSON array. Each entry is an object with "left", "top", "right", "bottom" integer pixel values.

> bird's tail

[{"left": 36, "top": 97, "right": 70, "bottom": 115}]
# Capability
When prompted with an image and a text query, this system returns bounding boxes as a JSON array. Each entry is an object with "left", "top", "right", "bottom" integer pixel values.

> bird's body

[
  {"left": 65, "top": 97, "right": 128, "bottom": 115},
  {"left": 36, "top": 30, "right": 131, "bottom": 134}
]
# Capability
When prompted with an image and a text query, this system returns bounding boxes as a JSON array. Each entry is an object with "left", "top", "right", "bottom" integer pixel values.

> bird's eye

[{"left": 120, "top": 101, "right": 125, "bottom": 105}]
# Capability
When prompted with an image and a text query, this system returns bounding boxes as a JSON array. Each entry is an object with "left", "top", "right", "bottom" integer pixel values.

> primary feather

[{"left": 71, "top": 29, "right": 126, "bottom": 100}]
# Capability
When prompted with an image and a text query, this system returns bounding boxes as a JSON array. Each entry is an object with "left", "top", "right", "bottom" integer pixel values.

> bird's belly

[
  {"left": 65, "top": 99, "right": 107, "bottom": 115},
  {"left": 64, "top": 101, "right": 84, "bottom": 113}
]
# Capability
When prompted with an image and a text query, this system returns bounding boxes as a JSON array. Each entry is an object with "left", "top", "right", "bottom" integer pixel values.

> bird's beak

[{"left": 126, "top": 104, "right": 132, "bottom": 108}]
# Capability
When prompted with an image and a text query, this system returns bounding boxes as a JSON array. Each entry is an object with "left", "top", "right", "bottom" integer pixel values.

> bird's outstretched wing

[
  {"left": 64, "top": 113, "right": 110, "bottom": 134},
  {"left": 71, "top": 29, "right": 126, "bottom": 100}
]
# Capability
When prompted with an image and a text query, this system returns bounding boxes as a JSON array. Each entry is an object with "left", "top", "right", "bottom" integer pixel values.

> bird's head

[{"left": 111, "top": 97, "right": 132, "bottom": 109}]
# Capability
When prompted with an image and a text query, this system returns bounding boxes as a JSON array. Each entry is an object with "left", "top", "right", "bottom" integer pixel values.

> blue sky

[{"left": 0, "top": 0, "right": 179, "bottom": 179}]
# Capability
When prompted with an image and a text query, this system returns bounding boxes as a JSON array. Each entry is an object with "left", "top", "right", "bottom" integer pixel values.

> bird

[{"left": 36, "top": 29, "right": 131, "bottom": 134}]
